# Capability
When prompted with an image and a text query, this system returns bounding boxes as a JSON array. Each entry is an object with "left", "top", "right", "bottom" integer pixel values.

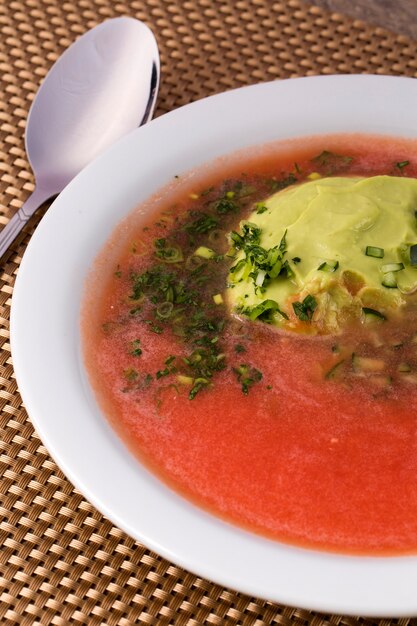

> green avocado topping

[{"left": 227, "top": 176, "right": 417, "bottom": 333}]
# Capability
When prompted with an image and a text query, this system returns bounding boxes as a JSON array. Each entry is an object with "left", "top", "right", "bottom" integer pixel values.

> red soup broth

[{"left": 82, "top": 134, "right": 417, "bottom": 555}]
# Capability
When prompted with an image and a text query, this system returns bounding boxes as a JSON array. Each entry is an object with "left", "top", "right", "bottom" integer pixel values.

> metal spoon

[{"left": 0, "top": 16, "right": 159, "bottom": 259}]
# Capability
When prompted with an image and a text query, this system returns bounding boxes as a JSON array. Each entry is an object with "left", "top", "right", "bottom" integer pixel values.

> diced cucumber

[
  {"left": 318, "top": 260, "right": 339, "bottom": 272},
  {"left": 362, "top": 307, "right": 386, "bottom": 321},
  {"left": 325, "top": 360, "right": 345, "bottom": 380},
  {"left": 400, "top": 373, "right": 417, "bottom": 384},
  {"left": 381, "top": 262, "right": 404, "bottom": 273},
  {"left": 352, "top": 354, "right": 385, "bottom": 373},
  {"left": 398, "top": 363, "right": 412, "bottom": 373},
  {"left": 369, "top": 375, "right": 392, "bottom": 388},
  {"left": 365, "top": 246, "right": 384, "bottom": 258},
  {"left": 381, "top": 272, "right": 398, "bottom": 288}
]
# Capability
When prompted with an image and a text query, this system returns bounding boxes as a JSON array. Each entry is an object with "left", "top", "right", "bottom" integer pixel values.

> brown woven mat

[{"left": 1, "top": 0, "right": 417, "bottom": 624}]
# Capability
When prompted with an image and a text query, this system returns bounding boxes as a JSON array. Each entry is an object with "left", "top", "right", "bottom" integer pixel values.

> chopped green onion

[
  {"left": 194, "top": 246, "right": 215, "bottom": 259},
  {"left": 208, "top": 229, "right": 226, "bottom": 243},
  {"left": 154, "top": 239, "right": 183, "bottom": 263},
  {"left": 396, "top": 160, "right": 410, "bottom": 170},
  {"left": 156, "top": 302, "right": 174, "bottom": 318},
  {"left": 318, "top": 260, "right": 339, "bottom": 272},
  {"left": 365, "top": 246, "right": 384, "bottom": 258},
  {"left": 241, "top": 299, "right": 288, "bottom": 322},
  {"left": 381, "top": 262, "right": 404, "bottom": 273},
  {"left": 189, "top": 378, "right": 210, "bottom": 400},
  {"left": 177, "top": 374, "right": 194, "bottom": 386},
  {"left": 255, "top": 270, "right": 266, "bottom": 287},
  {"left": 233, "top": 364, "right": 263, "bottom": 395}
]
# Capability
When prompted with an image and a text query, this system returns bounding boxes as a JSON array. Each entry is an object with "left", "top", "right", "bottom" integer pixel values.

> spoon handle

[{"left": 0, "top": 186, "right": 53, "bottom": 259}]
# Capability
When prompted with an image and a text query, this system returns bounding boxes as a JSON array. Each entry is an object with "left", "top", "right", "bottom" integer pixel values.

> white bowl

[{"left": 10, "top": 75, "right": 417, "bottom": 617}]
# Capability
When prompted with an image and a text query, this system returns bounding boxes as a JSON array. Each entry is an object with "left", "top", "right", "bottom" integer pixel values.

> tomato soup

[{"left": 82, "top": 134, "right": 417, "bottom": 554}]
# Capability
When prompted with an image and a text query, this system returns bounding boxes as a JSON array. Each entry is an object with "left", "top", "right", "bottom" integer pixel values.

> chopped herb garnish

[
  {"left": 234, "top": 343, "right": 246, "bottom": 353},
  {"left": 396, "top": 160, "right": 410, "bottom": 170},
  {"left": 154, "top": 238, "right": 183, "bottom": 263},
  {"left": 213, "top": 196, "right": 238, "bottom": 215},
  {"left": 235, "top": 182, "right": 256, "bottom": 197},
  {"left": 130, "top": 339, "right": 142, "bottom": 357},
  {"left": 240, "top": 299, "right": 288, "bottom": 323},
  {"left": 230, "top": 226, "right": 290, "bottom": 293},
  {"left": 156, "top": 302, "right": 174, "bottom": 319},
  {"left": 292, "top": 294, "right": 317, "bottom": 322},
  {"left": 292, "top": 256, "right": 301, "bottom": 264},
  {"left": 233, "top": 364, "right": 263, "bottom": 394},
  {"left": 255, "top": 202, "right": 268, "bottom": 214},
  {"left": 189, "top": 378, "right": 210, "bottom": 400},
  {"left": 156, "top": 356, "right": 177, "bottom": 379},
  {"left": 194, "top": 246, "right": 216, "bottom": 259},
  {"left": 311, "top": 150, "right": 353, "bottom": 173},
  {"left": 230, "top": 222, "right": 261, "bottom": 249},
  {"left": 149, "top": 323, "right": 164, "bottom": 334},
  {"left": 269, "top": 173, "right": 297, "bottom": 192},
  {"left": 185, "top": 214, "right": 219, "bottom": 233}
]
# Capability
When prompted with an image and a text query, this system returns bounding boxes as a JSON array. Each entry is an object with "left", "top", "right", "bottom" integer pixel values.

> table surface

[
  {"left": 311, "top": 0, "right": 417, "bottom": 39},
  {"left": 0, "top": 1, "right": 416, "bottom": 625}
]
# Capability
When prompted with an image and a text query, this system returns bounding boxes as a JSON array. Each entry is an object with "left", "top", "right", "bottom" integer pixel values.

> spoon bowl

[{"left": 0, "top": 16, "right": 159, "bottom": 258}]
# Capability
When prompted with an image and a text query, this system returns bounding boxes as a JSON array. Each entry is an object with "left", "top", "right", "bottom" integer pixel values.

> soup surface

[{"left": 82, "top": 134, "right": 417, "bottom": 554}]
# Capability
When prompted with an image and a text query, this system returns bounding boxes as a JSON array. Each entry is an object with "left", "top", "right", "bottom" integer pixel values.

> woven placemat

[{"left": 1, "top": 1, "right": 417, "bottom": 624}]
